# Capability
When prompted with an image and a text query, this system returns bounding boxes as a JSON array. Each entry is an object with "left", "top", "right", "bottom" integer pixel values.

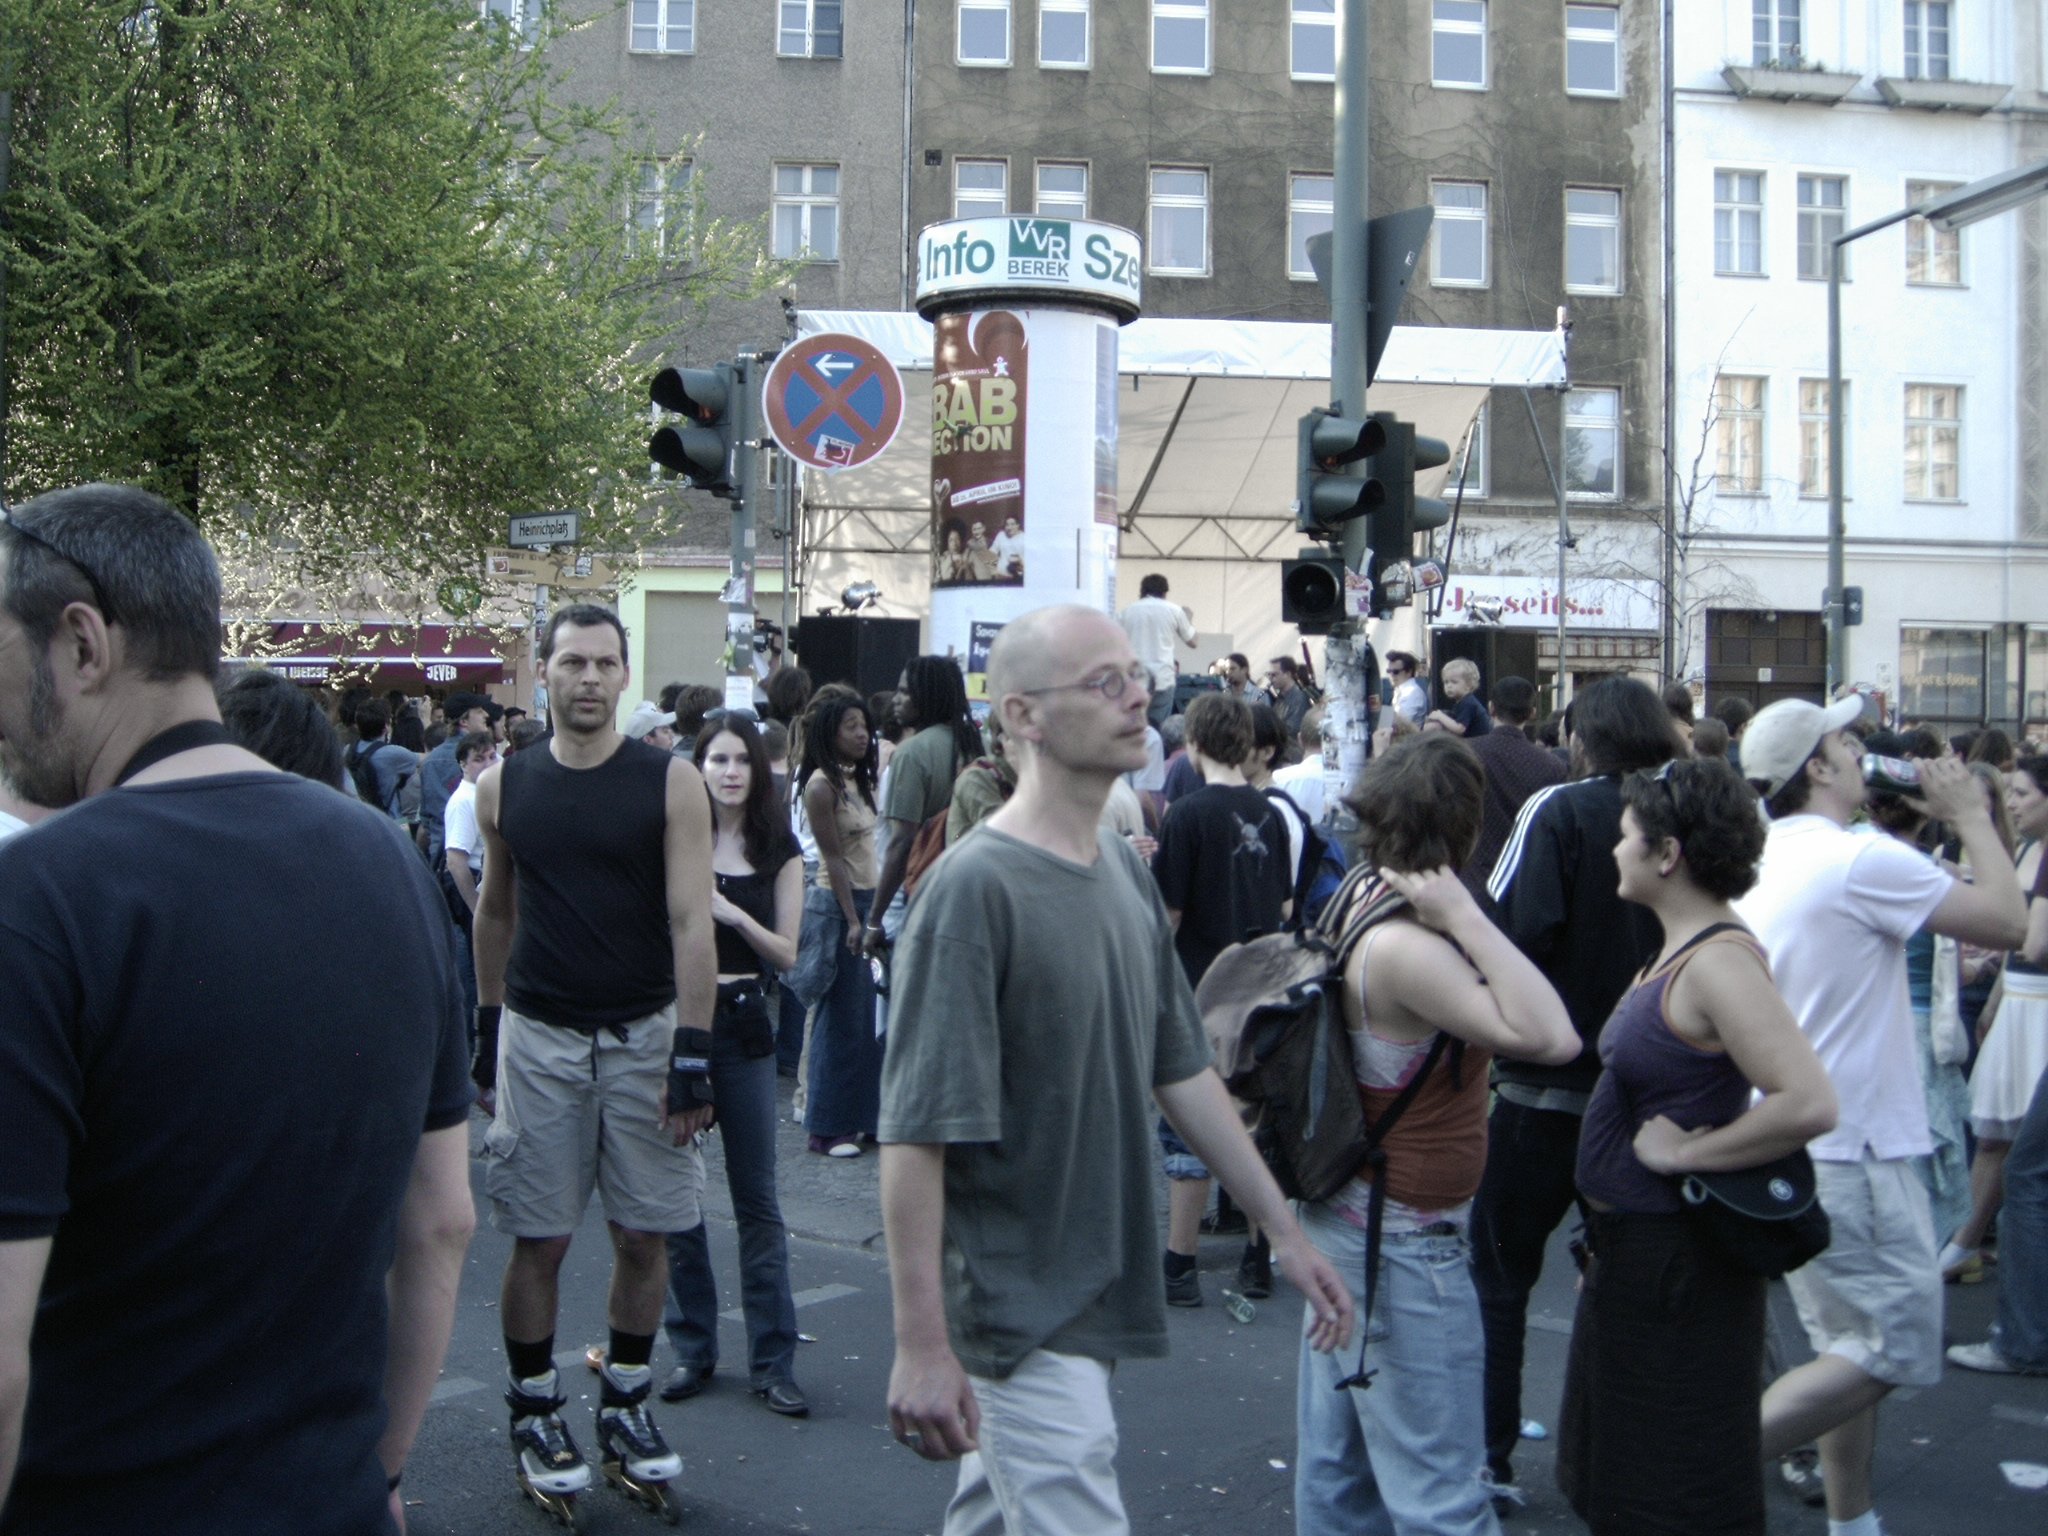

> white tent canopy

[{"left": 792, "top": 310, "right": 1567, "bottom": 669}]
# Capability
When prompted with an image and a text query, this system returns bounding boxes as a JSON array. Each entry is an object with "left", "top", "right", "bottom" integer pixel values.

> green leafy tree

[{"left": 0, "top": 0, "right": 783, "bottom": 612}]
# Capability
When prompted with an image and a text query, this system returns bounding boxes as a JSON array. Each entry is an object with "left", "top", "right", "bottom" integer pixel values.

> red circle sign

[{"left": 761, "top": 333, "right": 906, "bottom": 473}]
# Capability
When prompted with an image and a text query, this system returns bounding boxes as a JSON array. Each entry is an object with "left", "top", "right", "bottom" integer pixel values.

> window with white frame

[
  {"left": 1153, "top": 0, "right": 1210, "bottom": 73},
  {"left": 1798, "top": 378, "right": 1844, "bottom": 498},
  {"left": 1904, "top": 384, "right": 1961, "bottom": 501},
  {"left": 1796, "top": 174, "right": 1846, "bottom": 281},
  {"left": 1288, "top": 174, "right": 1334, "bottom": 280},
  {"left": 481, "top": 0, "right": 542, "bottom": 48},
  {"left": 1565, "top": 387, "right": 1620, "bottom": 498},
  {"left": 1565, "top": 187, "right": 1621, "bottom": 293},
  {"left": 953, "top": 160, "right": 1008, "bottom": 220},
  {"left": 1449, "top": 403, "right": 1489, "bottom": 500},
  {"left": 629, "top": 0, "right": 693, "bottom": 53},
  {"left": 1429, "top": 180, "right": 1487, "bottom": 287},
  {"left": 1904, "top": 1, "right": 1952, "bottom": 82},
  {"left": 959, "top": 0, "right": 1011, "bottom": 66},
  {"left": 1752, "top": 0, "right": 1802, "bottom": 66},
  {"left": 630, "top": 159, "right": 695, "bottom": 256},
  {"left": 1040, "top": 0, "right": 1089, "bottom": 67},
  {"left": 1148, "top": 167, "right": 1209, "bottom": 275},
  {"left": 1713, "top": 376, "right": 1766, "bottom": 495},
  {"left": 1291, "top": 0, "right": 1337, "bottom": 81},
  {"left": 779, "top": 0, "right": 843, "bottom": 59},
  {"left": 1432, "top": 1, "right": 1487, "bottom": 89},
  {"left": 1714, "top": 170, "right": 1764, "bottom": 276},
  {"left": 1035, "top": 162, "right": 1089, "bottom": 219},
  {"left": 1906, "top": 180, "right": 1963, "bottom": 285},
  {"left": 1564, "top": 5, "right": 1620, "bottom": 95},
  {"left": 1900, "top": 626, "right": 1988, "bottom": 730},
  {"left": 772, "top": 164, "right": 839, "bottom": 262}
]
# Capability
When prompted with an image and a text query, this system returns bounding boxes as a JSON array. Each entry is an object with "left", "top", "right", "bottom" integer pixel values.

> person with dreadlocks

[
  {"left": 863, "top": 655, "right": 986, "bottom": 958},
  {"left": 796, "top": 688, "right": 884, "bottom": 1157}
]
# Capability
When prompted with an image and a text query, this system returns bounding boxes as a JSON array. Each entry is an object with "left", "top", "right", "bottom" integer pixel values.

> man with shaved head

[{"left": 879, "top": 604, "right": 1353, "bottom": 1535}]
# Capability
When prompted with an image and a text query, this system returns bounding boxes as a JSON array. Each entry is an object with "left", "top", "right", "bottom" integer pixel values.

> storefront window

[{"left": 1898, "top": 626, "right": 1987, "bottom": 732}]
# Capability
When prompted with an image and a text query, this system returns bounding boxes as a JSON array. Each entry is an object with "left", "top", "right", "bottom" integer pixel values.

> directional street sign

[
  {"left": 508, "top": 510, "right": 580, "bottom": 549},
  {"left": 760, "top": 333, "right": 905, "bottom": 473}
]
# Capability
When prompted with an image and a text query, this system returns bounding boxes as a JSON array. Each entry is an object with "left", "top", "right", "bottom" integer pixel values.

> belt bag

[
  {"left": 716, "top": 979, "right": 776, "bottom": 1059},
  {"left": 1678, "top": 1150, "right": 1831, "bottom": 1279}
]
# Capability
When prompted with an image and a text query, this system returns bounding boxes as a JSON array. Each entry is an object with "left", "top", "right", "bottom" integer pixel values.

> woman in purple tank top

[{"left": 1557, "top": 759, "right": 1837, "bottom": 1536}]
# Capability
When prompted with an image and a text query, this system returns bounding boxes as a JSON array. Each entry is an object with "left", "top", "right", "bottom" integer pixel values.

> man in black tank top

[{"left": 470, "top": 603, "right": 718, "bottom": 1521}]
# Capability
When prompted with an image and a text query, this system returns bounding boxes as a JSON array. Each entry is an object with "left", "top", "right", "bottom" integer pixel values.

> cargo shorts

[{"left": 483, "top": 1004, "right": 706, "bottom": 1238}]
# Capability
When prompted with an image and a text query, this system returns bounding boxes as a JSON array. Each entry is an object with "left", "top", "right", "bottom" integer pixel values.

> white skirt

[{"left": 1972, "top": 969, "right": 2048, "bottom": 1140}]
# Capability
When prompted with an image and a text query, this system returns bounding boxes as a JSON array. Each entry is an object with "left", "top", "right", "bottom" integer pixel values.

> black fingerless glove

[
  {"left": 668, "top": 1027, "right": 716, "bottom": 1115},
  {"left": 472, "top": 1005, "right": 502, "bottom": 1091}
]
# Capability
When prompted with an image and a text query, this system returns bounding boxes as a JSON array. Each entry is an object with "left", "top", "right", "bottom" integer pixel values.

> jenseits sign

[{"left": 915, "top": 218, "right": 1142, "bottom": 321}]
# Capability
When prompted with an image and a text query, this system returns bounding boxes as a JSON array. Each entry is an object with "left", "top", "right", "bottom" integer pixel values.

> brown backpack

[{"left": 902, "top": 757, "right": 1006, "bottom": 901}]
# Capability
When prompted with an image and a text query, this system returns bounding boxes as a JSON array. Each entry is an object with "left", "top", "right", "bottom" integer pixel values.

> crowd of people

[{"left": 0, "top": 489, "right": 2044, "bottom": 1536}]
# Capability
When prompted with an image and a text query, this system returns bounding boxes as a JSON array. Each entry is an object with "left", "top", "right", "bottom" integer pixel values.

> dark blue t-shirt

[
  {"left": 0, "top": 772, "right": 470, "bottom": 1536},
  {"left": 1448, "top": 693, "right": 1493, "bottom": 738}
]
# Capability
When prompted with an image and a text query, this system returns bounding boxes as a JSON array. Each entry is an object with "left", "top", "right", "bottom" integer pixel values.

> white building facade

[{"left": 1674, "top": 1, "right": 2048, "bottom": 733}]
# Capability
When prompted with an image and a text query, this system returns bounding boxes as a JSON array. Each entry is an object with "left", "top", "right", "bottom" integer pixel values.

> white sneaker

[
  {"left": 1948, "top": 1340, "right": 2048, "bottom": 1375},
  {"left": 1937, "top": 1240, "right": 1978, "bottom": 1279}
]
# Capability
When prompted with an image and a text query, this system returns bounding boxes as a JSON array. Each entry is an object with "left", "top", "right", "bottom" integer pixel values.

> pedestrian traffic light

[
  {"left": 1295, "top": 407, "right": 1389, "bottom": 543},
  {"left": 1362, "top": 419, "right": 1453, "bottom": 614},
  {"left": 1281, "top": 550, "right": 1347, "bottom": 635},
  {"left": 649, "top": 363, "right": 739, "bottom": 499}
]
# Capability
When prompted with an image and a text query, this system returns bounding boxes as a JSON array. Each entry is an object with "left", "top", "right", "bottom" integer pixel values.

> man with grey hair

[
  {"left": 879, "top": 602, "right": 1353, "bottom": 1535},
  {"left": 0, "top": 484, "right": 474, "bottom": 1534}
]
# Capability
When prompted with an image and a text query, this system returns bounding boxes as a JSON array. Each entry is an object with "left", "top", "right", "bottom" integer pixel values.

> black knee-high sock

[
  {"left": 609, "top": 1329, "right": 656, "bottom": 1371},
  {"left": 507, "top": 1335, "right": 555, "bottom": 1383}
]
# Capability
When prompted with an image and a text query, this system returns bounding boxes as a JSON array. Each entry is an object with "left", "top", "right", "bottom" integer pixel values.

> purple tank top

[{"left": 1576, "top": 928, "right": 1762, "bottom": 1215}]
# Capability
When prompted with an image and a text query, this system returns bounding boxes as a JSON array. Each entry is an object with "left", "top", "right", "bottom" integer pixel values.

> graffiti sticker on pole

[{"left": 760, "top": 333, "right": 906, "bottom": 473}]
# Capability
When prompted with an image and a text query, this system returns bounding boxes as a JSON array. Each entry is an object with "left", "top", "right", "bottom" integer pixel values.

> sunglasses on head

[{"left": 0, "top": 497, "right": 119, "bottom": 623}]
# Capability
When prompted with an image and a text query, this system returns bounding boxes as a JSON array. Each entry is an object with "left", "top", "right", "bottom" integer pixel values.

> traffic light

[
  {"left": 1294, "top": 407, "right": 1389, "bottom": 542},
  {"left": 1281, "top": 551, "right": 1346, "bottom": 635},
  {"left": 1362, "top": 418, "right": 1453, "bottom": 613},
  {"left": 649, "top": 363, "right": 739, "bottom": 498}
]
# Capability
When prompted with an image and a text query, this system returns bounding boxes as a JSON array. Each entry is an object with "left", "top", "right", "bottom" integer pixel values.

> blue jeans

[
  {"left": 1995, "top": 1066, "right": 2048, "bottom": 1368},
  {"left": 804, "top": 887, "right": 879, "bottom": 1140},
  {"left": 1295, "top": 1202, "right": 1501, "bottom": 1536},
  {"left": 664, "top": 1028, "right": 798, "bottom": 1386},
  {"left": 451, "top": 922, "right": 478, "bottom": 1050}
]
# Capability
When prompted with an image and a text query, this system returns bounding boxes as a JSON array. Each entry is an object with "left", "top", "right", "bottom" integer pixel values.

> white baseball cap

[
  {"left": 1741, "top": 696, "right": 1865, "bottom": 799},
  {"left": 622, "top": 700, "right": 677, "bottom": 741}
]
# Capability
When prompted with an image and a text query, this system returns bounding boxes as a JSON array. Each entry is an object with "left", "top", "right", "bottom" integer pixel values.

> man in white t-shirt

[
  {"left": 1117, "top": 573, "right": 1195, "bottom": 730},
  {"left": 1734, "top": 697, "right": 2025, "bottom": 1536},
  {"left": 443, "top": 729, "right": 498, "bottom": 918},
  {"left": 988, "top": 516, "right": 1025, "bottom": 580},
  {"left": 1272, "top": 706, "right": 1327, "bottom": 826}
]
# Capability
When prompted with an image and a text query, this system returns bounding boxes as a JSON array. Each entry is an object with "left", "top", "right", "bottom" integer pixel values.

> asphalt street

[{"left": 397, "top": 1083, "right": 2048, "bottom": 1535}]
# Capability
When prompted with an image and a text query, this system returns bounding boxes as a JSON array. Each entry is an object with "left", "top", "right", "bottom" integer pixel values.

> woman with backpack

[
  {"left": 1294, "top": 734, "right": 1578, "bottom": 1536},
  {"left": 1556, "top": 758, "right": 1836, "bottom": 1535}
]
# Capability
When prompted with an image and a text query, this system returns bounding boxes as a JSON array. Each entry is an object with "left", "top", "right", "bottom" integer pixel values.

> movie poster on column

[{"left": 931, "top": 310, "right": 1028, "bottom": 589}]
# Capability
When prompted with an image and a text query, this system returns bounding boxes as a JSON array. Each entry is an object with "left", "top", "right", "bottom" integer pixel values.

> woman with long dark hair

[{"left": 659, "top": 715, "right": 808, "bottom": 1414}]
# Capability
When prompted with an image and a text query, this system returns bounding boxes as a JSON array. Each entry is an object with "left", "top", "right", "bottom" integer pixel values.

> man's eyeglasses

[
  {"left": 1021, "top": 662, "right": 1153, "bottom": 702},
  {"left": 0, "top": 498, "right": 118, "bottom": 623}
]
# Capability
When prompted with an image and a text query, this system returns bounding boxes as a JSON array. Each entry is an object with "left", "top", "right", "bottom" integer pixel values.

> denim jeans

[
  {"left": 1995, "top": 1066, "right": 2048, "bottom": 1368},
  {"left": 804, "top": 886, "right": 879, "bottom": 1140},
  {"left": 663, "top": 1029, "right": 798, "bottom": 1386},
  {"left": 775, "top": 981, "right": 806, "bottom": 1076},
  {"left": 1294, "top": 1201, "right": 1501, "bottom": 1536}
]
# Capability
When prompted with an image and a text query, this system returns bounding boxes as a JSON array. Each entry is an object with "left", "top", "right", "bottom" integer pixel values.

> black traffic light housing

[
  {"left": 1295, "top": 407, "right": 1389, "bottom": 542},
  {"left": 649, "top": 363, "right": 739, "bottom": 499},
  {"left": 1281, "top": 550, "right": 1347, "bottom": 635},
  {"left": 1360, "top": 419, "right": 1453, "bottom": 614}
]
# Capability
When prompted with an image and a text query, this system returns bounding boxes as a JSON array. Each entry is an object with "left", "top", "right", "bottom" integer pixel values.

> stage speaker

[
  {"left": 1430, "top": 627, "right": 1540, "bottom": 711},
  {"left": 793, "top": 616, "right": 921, "bottom": 699}
]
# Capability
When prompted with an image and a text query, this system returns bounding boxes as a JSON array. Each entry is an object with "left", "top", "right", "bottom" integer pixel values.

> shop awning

[{"left": 224, "top": 622, "right": 512, "bottom": 689}]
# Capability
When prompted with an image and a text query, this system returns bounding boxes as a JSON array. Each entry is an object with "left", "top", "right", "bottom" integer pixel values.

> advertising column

[{"left": 913, "top": 218, "right": 1142, "bottom": 684}]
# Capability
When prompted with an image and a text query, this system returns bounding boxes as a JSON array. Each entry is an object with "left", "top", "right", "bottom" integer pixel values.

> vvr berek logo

[{"left": 1006, "top": 218, "right": 1071, "bottom": 278}]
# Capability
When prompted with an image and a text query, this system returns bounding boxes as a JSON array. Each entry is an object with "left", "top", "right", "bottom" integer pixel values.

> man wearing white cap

[
  {"left": 624, "top": 700, "right": 677, "bottom": 754},
  {"left": 1735, "top": 696, "right": 2026, "bottom": 1536}
]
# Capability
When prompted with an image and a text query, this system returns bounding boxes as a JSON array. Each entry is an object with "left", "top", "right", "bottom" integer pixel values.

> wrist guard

[
  {"left": 668, "top": 1027, "right": 716, "bottom": 1114},
  {"left": 472, "top": 1005, "right": 502, "bottom": 1090}
]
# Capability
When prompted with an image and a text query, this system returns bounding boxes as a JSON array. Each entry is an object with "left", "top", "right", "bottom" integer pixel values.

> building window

[
  {"left": 1153, "top": 0, "right": 1210, "bottom": 73},
  {"left": 1040, "top": 0, "right": 1089, "bottom": 68},
  {"left": 630, "top": 159, "right": 694, "bottom": 255},
  {"left": 1796, "top": 174, "right": 1846, "bottom": 281},
  {"left": 1288, "top": 174, "right": 1334, "bottom": 280},
  {"left": 772, "top": 164, "right": 839, "bottom": 262},
  {"left": 1429, "top": 180, "right": 1487, "bottom": 287},
  {"left": 1900, "top": 626, "right": 1987, "bottom": 729},
  {"left": 779, "top": 0, "right": 843, "bottom": 59},
  {"left": 1904, "top": 384, "right": 1961, "bottom": 501},
  {"left": 1564, "top": 187, "right": 1622, "bottom": 294},
  {"left": 1565, "top": 387, "right": 1620, "bottom": 498},
  {"left": 1035, "top": 162, "right": 1088, "bottom": 219},
  {"left": 1904, "top": 1, "right": 1951, "bottom": 81},
  {"left": 1292, "top": 0, "right": 1337, "bottom": 81},
  {"left": 1148, "top": 167, "right": 1209, "bottom": 275},
  {"left": 1713, "top": 375, "right": 1766, "bottom": 495},
  {"left": 958, "top": 0, "right": 1011, "bottom": 66},
  {"left": 1907, "top": 179, "right": 1963, "bottom": 285},
  {"left": 1752, "top": 0, "right": 1803, "bottom": 65},
  {"left": 1798, "top": 378, "right": 1844, "bottom": 498},
  {"left": 1564, "top": 4, "right": 1620, "bottom": 95},
  {"left": 1450, "top": 403, "right": 1489, "bottom": 500},
  {"left": 953, "top": 160, "right": 1008, "bottom": 220},
  {"left": 1432, "top": 1, "right": 1487, "bottom": 88},
  {"left": 1714, "top": 170, "right": 1764, "bottom": 276},
  {"left": 629, "top": 0, "right": 693, "bottom": 53},
  {"left": 481, "top": 0, "right": 542, "bottom": 48}
]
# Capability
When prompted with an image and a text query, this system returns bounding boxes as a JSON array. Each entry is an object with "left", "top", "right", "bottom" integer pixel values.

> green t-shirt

[
  {"left": 879, "top": 826, "right": 1213, "bottom": 1380},
  {"left": 884, "top": 724, "right": 963, "bottom": 826}
]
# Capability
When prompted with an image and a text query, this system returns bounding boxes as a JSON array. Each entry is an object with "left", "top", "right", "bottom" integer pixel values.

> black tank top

[
  {"left": 500, "top": 737, "right": 675, "bottom": 1029},
  {"left": 714, "top": 831, "right": 800, "bottom": 976}
]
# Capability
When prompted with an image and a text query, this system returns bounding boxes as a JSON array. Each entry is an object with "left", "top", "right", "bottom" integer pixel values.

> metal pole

[
  {"left": 1555, "top": 308, "right": 1572, "bottom": 711},
  {"left": 730, "top": 356, "right": 762, "bottom": 708},
  {"left": 1825, "top": 241, "right": 1845, "bottom": 695}
]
